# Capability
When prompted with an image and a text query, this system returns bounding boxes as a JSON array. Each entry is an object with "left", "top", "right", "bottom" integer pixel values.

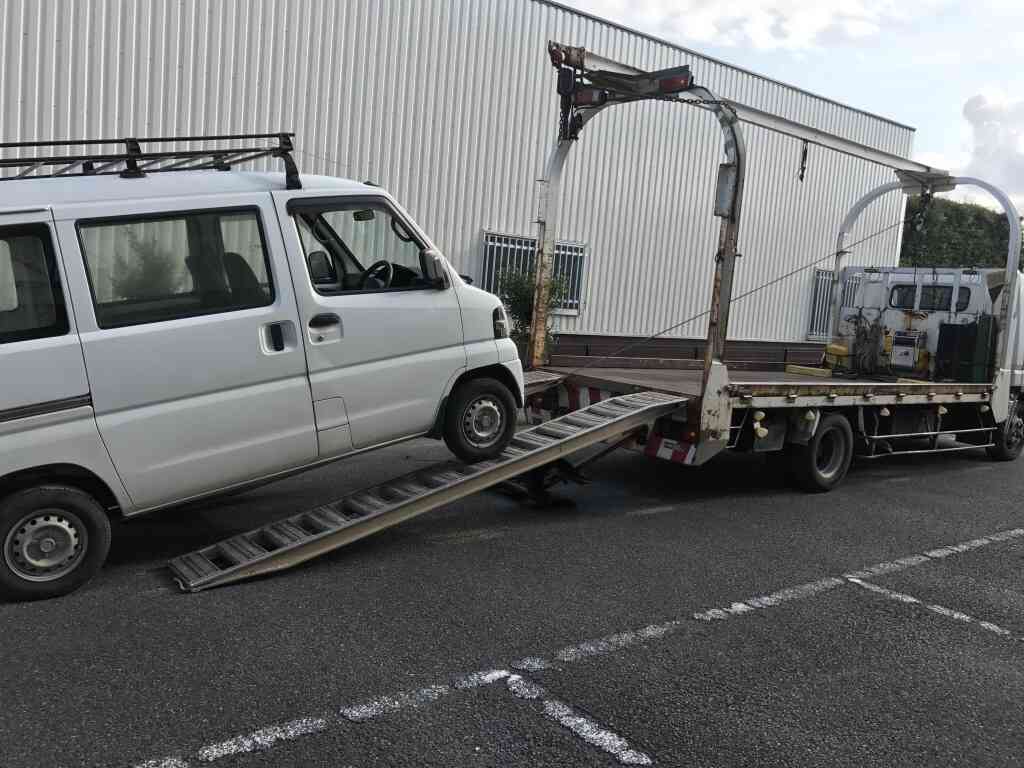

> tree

[
  {"left": 496, "top": 267, "right": 566, "bottom": 360},
  {"left": 899, "top": 197, "right": 1022, "bottom": 269},
  {"left": 109, "top": 228, "right": 187, "bottom": 301}
]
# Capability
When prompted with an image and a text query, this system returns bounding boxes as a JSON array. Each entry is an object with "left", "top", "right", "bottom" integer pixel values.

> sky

[{"left": 559, "top": 0, "right": 1024, "bottom": 209}]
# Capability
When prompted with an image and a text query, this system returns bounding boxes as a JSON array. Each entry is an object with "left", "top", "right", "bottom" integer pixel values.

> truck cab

[
  {"left": 835, "top": 266, "right": 1006, "bottom": 382},
  {"left": 0, "top": 153, "right": 523, "bottom": 601}
]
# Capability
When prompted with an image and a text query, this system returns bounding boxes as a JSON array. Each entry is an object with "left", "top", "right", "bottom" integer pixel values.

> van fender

[{"left": 0, "top": 406, "right": 133, "bottom": 514}]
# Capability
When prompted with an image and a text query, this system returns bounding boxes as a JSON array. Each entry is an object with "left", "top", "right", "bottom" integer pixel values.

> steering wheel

[{"left": 359, "top": 260, "right": 394, "bottom": 289}]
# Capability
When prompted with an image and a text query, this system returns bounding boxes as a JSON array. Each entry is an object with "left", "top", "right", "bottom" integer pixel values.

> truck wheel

[
  {"left": 987, "top": 408, "right": 1024, "bottom": 461},
  {"left": 0, "top": 485, "right": 111, "bottom": 602},
  {"left": 791, "top": 413, "right": 853, "bottom": 493},
  {"left": 444, "top": 377, "right": 517, "bottom": 462}
]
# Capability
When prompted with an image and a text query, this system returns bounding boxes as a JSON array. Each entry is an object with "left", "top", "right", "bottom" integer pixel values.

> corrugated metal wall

[{"left": 0, "top": 0, "right": 914, "bottom": 342}]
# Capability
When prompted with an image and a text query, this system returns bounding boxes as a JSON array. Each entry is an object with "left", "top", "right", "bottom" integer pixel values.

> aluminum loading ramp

[{"left": 169, "top": 391, "right": 686, "bottom": 592}]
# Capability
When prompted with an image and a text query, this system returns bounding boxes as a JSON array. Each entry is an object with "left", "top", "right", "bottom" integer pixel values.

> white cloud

[
  {"left": 959, "top": 92, "right": 1024, "bottom": 211},
  {"left": 559, "top": 0, "right": 946, "bottom": 51}
]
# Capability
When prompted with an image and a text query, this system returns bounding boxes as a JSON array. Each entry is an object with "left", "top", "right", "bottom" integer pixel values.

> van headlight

[{"left": 493, "top": 306, "right": 510, "bottom": 339}]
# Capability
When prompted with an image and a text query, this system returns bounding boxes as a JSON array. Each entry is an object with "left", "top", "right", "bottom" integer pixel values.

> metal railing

[
  {"left": 482, "top": 232, "right": 585, "bottom": 313},
  {"left": 808, "top": 268, "right": 861, "bottom": 341}
]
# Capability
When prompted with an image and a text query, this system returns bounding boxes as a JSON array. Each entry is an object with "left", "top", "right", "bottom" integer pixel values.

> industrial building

[{"left": 0, "top": 0, "right": 914, "bottom": 346}]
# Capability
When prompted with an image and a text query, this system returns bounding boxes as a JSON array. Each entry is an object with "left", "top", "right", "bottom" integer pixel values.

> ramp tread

[{"left": 168, "top": 390, "right": 688, "bottom": 592}]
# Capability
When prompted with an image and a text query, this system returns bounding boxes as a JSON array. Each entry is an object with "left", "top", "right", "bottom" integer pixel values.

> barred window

[{"left": 481, "top": 232, "right": 585, "bottom": 313}]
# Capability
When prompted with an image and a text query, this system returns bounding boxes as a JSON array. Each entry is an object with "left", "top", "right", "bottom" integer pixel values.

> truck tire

[
  {"left": 987, "top": 408, "right": 1024, "bottom": 462},
  {"left": 791, "top": 413, "right": 853, "bottom": 493},
  {"left": 443, "top": 377, "right": 517, "bottom": 463},
  {"left": 0, "top": 485, "right": 111, "bottom": 602}
]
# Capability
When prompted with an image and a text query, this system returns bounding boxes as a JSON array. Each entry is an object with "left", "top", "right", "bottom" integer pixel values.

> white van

[{"left": 0, "top": 145, "right": 523, "bottom": 601}]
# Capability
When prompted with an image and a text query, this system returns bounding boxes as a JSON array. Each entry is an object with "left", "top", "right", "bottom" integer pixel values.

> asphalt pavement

[{"left": 1, "top": 436, "right": 1022, "bottom": 767}]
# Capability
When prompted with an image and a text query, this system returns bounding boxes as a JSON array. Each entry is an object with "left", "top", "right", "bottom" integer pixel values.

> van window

[
  {"left": 889, "top": 284, "right": 916, "bottom": 309},
  {"left": 0, "top": 246, "right": 15, "bottom": 312},
  {"left": 0, "top": 225, "right": 69, "bottom": 344},
  {"left": 289, "top": 199, "right": 429, "bottom": 293},
  {"left": 919, "top": 284, "right": 953, "bottom": 311},
  {"left": 78, "top": 209, "right": 274, "bottom": 328},
  {"left": 956, "top": 286, "right": 971, "bottom": 312}
]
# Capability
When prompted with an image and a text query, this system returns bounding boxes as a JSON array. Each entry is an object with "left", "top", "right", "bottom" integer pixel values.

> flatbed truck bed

[{"left": 545, "top": 366, "right": 993, "bottom": 407}]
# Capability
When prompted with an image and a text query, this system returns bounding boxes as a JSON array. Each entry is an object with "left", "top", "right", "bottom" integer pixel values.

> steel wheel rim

[
  {"left": 462, "top": 396, "right": 505, "bottom": 448},
  {"left": 815, "top": 429, "right": 845, "bottom": 480},
  {"left": 3, "top": 508, "right": 87, "bottom": 582}
]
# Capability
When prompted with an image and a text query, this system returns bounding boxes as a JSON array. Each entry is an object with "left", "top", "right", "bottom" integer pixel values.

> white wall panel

[{"left": 0, "top": 0, "right": 914, "bottom": 342}]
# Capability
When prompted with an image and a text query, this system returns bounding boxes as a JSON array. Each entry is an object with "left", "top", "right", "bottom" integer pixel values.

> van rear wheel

[
  {"left": 444, "top": 377, "right": 517, "bottom": 463},
  {"left": 0, "top": 485, "right": 111, "bottom": 602}
]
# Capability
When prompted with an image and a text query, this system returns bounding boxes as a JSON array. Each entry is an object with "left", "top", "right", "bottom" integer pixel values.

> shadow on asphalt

[{"left": 106, "top": 441, "right": 994, "bottom": 570}]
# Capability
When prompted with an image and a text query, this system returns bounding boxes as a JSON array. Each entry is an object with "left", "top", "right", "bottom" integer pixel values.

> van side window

[
  {"left": 919, "top": 284, "right": 953, "bottom": 311},
  {"left": 289, "top": 199, "right": 430, "bottom": 293},
  {"left": 889, "top": 284, "right": 916, "bottom": 309},
  {"left": 0, "top": 224, "right": 69, "bottom": 344},
  {"left": 78, "top": 209, "right": 274, "bottom": 328},
  {"left": 955, "top": 286, "right": 971, "bottom": 312}
]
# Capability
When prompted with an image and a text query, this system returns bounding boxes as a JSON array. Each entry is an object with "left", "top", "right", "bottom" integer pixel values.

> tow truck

[{"left": 169, "top": 43, "right": 1023, "bottom": 591}]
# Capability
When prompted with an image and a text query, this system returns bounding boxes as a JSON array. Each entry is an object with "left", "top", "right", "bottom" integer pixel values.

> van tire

[
  {"left": 443, "top": 377, "right": 517, "bottom": 463},
  {"left": 790, "top": 413, "right": 853, "bottom": 493},
  {"left": 0, "top": 485, "right": 111, "bottom": 602}
]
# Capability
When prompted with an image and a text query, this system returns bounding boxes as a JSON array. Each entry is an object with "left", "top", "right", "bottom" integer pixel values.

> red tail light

[{"left": 658, "top": 73, "right": 692, "bottom": 93}]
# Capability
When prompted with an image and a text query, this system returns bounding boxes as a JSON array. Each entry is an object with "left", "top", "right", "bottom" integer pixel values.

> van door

[
  {"left": 54, "top": 194, "right": 318, "bottom": 511},
  {"left": 0, "top": 209, "right": 90, "bottom": 420},
  {"left": 271, "top": 192, "right": 465, "bottom": 450}
]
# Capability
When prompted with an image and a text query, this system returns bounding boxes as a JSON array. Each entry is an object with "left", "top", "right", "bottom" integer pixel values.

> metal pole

[
  {"left": 693, "top": 88, "right": 747, "bottom": 386},
  {"left": 829, "top": 180, "right": 905, "bottom": 340},
  {"left": 528, "top": 107, "right": 605, "bottom": 370}
]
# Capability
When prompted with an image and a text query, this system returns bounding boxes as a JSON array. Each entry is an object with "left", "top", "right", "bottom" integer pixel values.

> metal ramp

[{"left": 168, "top": 391, "right": 686, "bottom": 592}]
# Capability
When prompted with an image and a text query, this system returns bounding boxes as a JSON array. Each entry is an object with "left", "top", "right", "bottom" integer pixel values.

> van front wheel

[
  {"left": 444, "top": 377, "right": 517, "bottom": 463},
  {"left": 0, "top": 485, "right": 111, "bottom": 602}
]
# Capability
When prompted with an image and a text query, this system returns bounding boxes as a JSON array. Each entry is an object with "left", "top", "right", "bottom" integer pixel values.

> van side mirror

[
  {"left": 423, "top": 249, "right": 449, "bottom": 289},
  {"left": 307, "top": 251, "right": 336, "bottom": 284}
]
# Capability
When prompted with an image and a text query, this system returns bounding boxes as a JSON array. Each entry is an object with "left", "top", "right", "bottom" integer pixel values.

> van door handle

[
  {"left": 309, "top": 313, "right": 341, "bottom": 329},
  {"left": 308, "top": 313, "right": 343, "bottom": 344},
  {"left": 262, "top": 321, "right": 292, "bottom": 353}
]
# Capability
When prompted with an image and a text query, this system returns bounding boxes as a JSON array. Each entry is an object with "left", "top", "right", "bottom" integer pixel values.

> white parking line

[
  {"left": 554, "top": 621, "right": 684, "bottom": 662},
  {"left": 847, "top": 578, "right": 1022, "bottom": 641},
  {"left": 693, "top": 577, "right": 845, "bottom": 621},
  {"left": 626, "top": 504, "right": 679, "bottom": 517},
  {"left": 506, "top": 675, "right": 652, "bottom": 765},
  {"left": 129, "top": 526, "right": 1024, "bottom": 768},
  {"left": 427, "top": 528, "right": 508, "bottom": 544},
  {"left": 196, "top": 718, "right": 327, "bottom": 762}
]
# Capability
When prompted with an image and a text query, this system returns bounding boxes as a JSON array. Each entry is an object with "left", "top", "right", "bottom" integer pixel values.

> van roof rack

[{"left": 0, "top": 132, "right": 301, "bottom": 189}]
